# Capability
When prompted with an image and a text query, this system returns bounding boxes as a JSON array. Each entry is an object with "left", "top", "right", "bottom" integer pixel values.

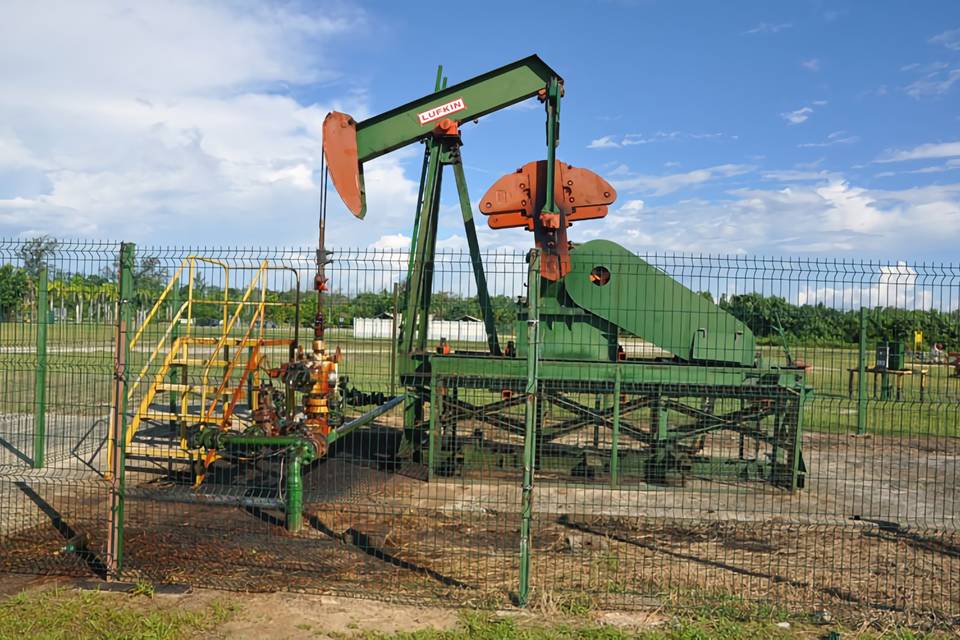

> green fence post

[
  {"left": 428, "top": 375, "right": 438, "bottom": 481},
  {"left": 610, "top": 365, "right": 621, "bottom": 487},
  {"left": 857, "top": 307, "right": 868, "bottom": 435},
  {"left": 32, "top": 266, "right": 48, "bottom": 468},
  {"left": 518, "top": 251, "right": 541, "bottom": 607},
  {"left": 107, "top": 242, "right": 135, "bottom": 579}
]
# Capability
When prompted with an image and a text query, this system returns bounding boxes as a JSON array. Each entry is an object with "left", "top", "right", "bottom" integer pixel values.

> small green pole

[
  {"left": 518, "top": 251, "right": 541, "bottom": 607},
  {"left": 791, "top": 389, "right": 809, "bottom": 491},
  {"left": 610, "top": 366, "right": 621, "bottom": 487},
  {"left": 107, "top": 242, "right": 135, "bottom": 577},
  {"left": 32, "top": 266, "right": 48, "bottom": 468},
  {"left": 286, "top": 447, "right": 303, "bottom": 534},
  {"left": 857, "top": 307, "right": 868, "bottom": 435},
  {"left": 428, "top": 375, "right": 438, "bottom": 481}
]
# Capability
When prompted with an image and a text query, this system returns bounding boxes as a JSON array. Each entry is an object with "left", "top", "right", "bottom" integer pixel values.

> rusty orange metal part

[
  {"left": 479, "top": 160, "right": 617, "bottom": 280},
  {"left": 322, "top": 112, "right": 365, "bottom": 218}
]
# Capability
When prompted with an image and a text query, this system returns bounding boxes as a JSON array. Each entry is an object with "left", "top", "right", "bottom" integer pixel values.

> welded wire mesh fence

[{"left": 0, "top": 238, "right": 957, "bottom": 623}]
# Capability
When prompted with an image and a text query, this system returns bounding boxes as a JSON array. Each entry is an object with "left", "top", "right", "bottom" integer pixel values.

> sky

[{"left": 1, "top": 1, "right": 959, "bottom": 261}]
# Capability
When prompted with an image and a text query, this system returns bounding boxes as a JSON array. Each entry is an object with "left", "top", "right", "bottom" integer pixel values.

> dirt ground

[{"left": 1, "top": 429, "right": 958, "bottom": 627}]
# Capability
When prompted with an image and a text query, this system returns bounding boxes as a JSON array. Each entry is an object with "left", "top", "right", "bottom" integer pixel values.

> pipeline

[{"left": 192, "top": 431, "right": 317, "bottom": 533}]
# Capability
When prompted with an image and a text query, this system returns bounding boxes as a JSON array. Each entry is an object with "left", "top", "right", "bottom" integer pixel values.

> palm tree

[{"left": 48, "top": 277, "right": 68, "bottom": 322}]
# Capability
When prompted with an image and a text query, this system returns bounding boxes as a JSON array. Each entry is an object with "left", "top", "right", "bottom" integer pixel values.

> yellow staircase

[{"left": 110, "top": 257, "right": 292, "bottom": 467}]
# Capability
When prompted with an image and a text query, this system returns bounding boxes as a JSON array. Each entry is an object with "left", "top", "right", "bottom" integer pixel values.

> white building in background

[{"left": 353, "top": 313, "right": 487, "bottom": 343}]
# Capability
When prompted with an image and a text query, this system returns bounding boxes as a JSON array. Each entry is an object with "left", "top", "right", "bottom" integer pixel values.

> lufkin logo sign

[{"left": 417, "top": 97, "right": 467, "bottom": 125}]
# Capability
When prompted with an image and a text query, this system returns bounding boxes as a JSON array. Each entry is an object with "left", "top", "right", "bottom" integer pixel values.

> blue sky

[{"left": 1, "top": 1, "right": 959, "bottom": 259}]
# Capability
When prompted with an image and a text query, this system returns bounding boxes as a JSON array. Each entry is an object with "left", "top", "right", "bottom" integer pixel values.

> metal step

[
  {"left": 155, "top": 383, "right": 235, "bottom": 395},
  {"left": 126, "top": 445, "right": 197, "bottom": 461},
  {"left": 137, "top": 410, "right": 221, "bottom": 422},
  {"left": 169, "top": 358, "right": 230, "bottom": 367}
]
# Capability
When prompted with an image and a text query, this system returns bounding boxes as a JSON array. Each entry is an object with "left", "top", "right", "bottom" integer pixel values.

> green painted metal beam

[
  {"left": 564, "top": 240, "right": 757, "bottom": 366},
  {"left": 429, "top": 354, "right": 805, "bottom": 389},
  {"left": 452, "top": 159, "right": 500, "bottom": 355},
  {"left": 355, "top": 55, "right": 560, "bottom": 163}
]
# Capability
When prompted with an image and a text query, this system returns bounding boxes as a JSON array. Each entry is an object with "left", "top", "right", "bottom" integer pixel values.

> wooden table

[{"left": 847, "top": 366, "right": 928, "bottom": 402}]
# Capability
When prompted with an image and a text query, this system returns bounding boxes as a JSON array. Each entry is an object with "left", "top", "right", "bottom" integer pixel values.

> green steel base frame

[{"left": 403, "top": 354, "right": 809, "bottom": 491}]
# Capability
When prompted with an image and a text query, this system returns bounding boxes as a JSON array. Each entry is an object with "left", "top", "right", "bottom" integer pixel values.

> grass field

[
  {"left": 2, "top": 320, "right": 959, "bottom": 437},
  {"left": 0, "top": 581, "right": 956, "bottom": 640}
]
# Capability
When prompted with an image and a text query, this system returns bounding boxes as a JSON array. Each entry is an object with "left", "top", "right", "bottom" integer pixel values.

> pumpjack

[{"left": 322, "top": 55, "right": 809, "bottom": 490}]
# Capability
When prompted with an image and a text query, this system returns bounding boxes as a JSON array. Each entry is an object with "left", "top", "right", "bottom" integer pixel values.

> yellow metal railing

[
  {"left": 120, "top": 258, "right": 278, "bottom": 458},
  {"left": 128, "top": 256, "right": 231, "bottom": 400},
  {"left": 198, "top": 260, "right": 268, "bottom": 425}
]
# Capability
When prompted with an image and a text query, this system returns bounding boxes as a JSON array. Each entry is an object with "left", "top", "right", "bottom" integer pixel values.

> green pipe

[
  {"left": 210, "top": 433, "right": 316, "bottom": 533},
  {"left": 326, "top": 394, "right": 407, "bottom": 446},
  {"left": 32, "top": 266, "right": 48, "bottom": 469},
  {"left": 857, "top": 307, "right": 867, "bottom": 435},
  {"left": 217, "top": 434, "right": 316, "bottom": 457},
  {"left": 286, "top": 450, "right": 303, "bottom": 533}
]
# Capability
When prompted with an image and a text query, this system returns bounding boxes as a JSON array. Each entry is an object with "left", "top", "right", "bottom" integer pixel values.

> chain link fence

[{"left": 0, "top": 238, "right": 957, "bottom": 623}]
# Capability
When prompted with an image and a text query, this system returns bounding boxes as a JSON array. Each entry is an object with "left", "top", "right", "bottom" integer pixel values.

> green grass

[
  {"left": 339, "top": 610, "right": 955, "bottom": 640},
  {"left": 0, "top": 586, "right": 237, "bottom": 640},
  {"left": 0, "top": 587, "right": 954, "bottom": 640}
]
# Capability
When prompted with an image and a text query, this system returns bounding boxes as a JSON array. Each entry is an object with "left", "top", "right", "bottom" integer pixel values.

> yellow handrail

[
  {"left": 127, "top": 256, "right": 232, "bottom": 399},
  {"left": 197, "top": 260, "right": 269, "bottom": 422},
  {"left": 201, "top": 276, "right": 268, "bottom": 424},
  {"left": 128, "top": 262, "right": 187, "bottom": 351},
  {"left": 127, "top": 299, "right": 188, "bottom": 399}
]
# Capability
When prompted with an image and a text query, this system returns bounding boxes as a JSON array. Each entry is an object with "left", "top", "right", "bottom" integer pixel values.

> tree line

[{"left": 2, "top": 237, "right": 958, "bottom": 349}]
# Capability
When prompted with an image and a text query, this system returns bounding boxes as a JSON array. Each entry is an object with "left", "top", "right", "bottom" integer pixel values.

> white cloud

[
  {"left": 798, "top": 131, "right": 860, "bottom": 148},
  {"left": 0, "top": 1, "right": 421, "bottom": 246},
  {"left": 588, "top": 135, "right": 621, "bottom": 149},
  {"left": 611, "top": 164, "right": 754, "bottom": 196},
  {"left": 762, "top": 169, "right": 835, "bottom": 182},
  {"left": 901, "top": 59, "right": 960, "bottom": 98},
  {"left": 584, "top": 176, "right": 960, "bottom": 257},
  {"left": 801, "top": 58, "right": 821, "bottom": 71},
  {"left": 781, "top": 107, "right": 813, "bottom": 125},
  {"left": 370, "top": 233, "right": 411, "bottom": 250},
  {"left": 798, "top": 263, "right": 934, "bottom": 310},
  {"left": 743, "top": 22, "right": 792, "bottom": 35},
  {"left": 875, "top": 141, "right": 960, "bottom": 163},
  {"left": 620, "top": 199, "right": 645, "bottom": 213},
  {"left": 588, "top": 130, "right": 734, "bottom": 149},
  {"left": 930, "top": 28, "right": 960, "bottom": 51},
  {"left": 905, "top": 68, "right": 960, "bottom": 98}
]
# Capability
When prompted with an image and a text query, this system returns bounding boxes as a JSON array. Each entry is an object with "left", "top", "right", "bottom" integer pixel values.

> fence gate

[{"left": 0, "top": 241, "right": 124, "bottom": 581}]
